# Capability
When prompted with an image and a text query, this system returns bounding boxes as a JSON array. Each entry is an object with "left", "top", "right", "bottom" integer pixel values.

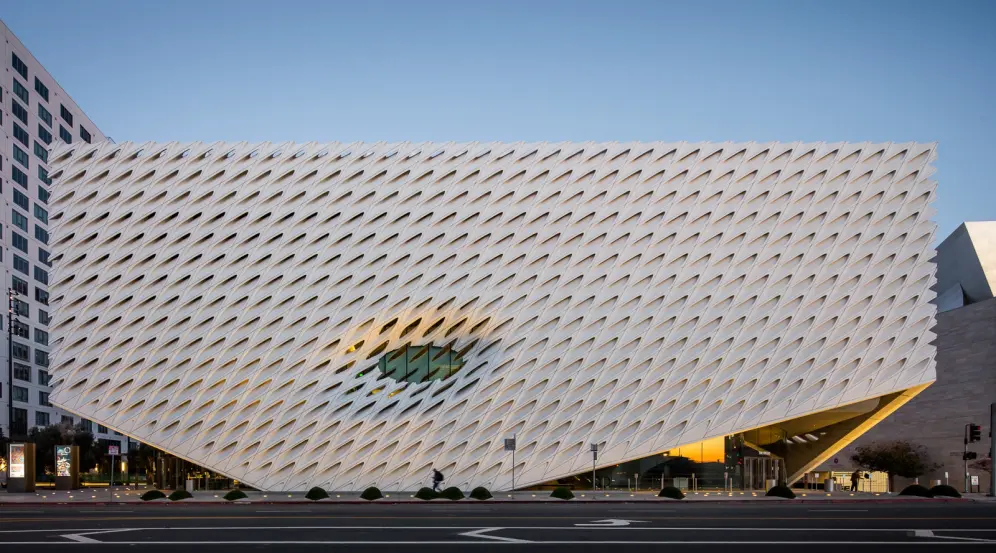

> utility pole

[
  {"left": 990, "top": 403, "right": 995, "bottom": 497},
  {"left": 964, "top": 423, "right": 970, "bottom": 494},
  {"left": 7, "top": 288, "right": 19, "bottom": 440}
]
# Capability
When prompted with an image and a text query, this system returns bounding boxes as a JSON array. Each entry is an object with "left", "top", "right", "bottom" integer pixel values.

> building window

[
  {"left": 13, "top": 386, "right": 29, "bottom": 402},
  {"left": 37, "top": 125, "right": 53, "bottom": 145},
  {"left": 35, "top": 225, "right": 49, "bottom": 244},
  {"left": 80, "top": 126, "right": 92, "bottom": 143},
  {"left": 13, "top": 342, "right": 30, "bottom": 361},
  {"left": 61, "top": 415, "right": 73, "bottom": 425},
  {"left": 34, "top": 77, "right": 49, "bottom": 101},
  {"left": 35, "top": 411, "right": 50, "bottom": 427},
  {"left": 13, "top": 211, "right": 28, "bottom": 233},
  {"left": 13, "top": 254, "right": 29, "bottom": 275},
  {"left": 97, "top": 424, "right": 108, "bottom": 434},
  {"left": 36, "top": 287, "right": 49, "bottom": 306},
  {"left": 11, "top": 99, "right": 28, "bottom": 124},
  {"left": 34, "top": 328, "right": 49, "bottom": 345},
  {"left": 12, "top": 231, "right": 29, "bottom": 253},
  {"left": 12, "top": 123, "right": 29, "bottom": 146},
  {"left": 34, "top": 141, "right": 48, "bottom": 163},
  {"left": 34, "top": 265, "right": 48, "bottom": 285},
  {"left": 38, "top": 104, "right": 52, "bottom": 127},
  {"left": 13, "top": 189, "right": 30, "bottom": 210},
  {"left": 38, "top": 370, "right": 51, "bottom": 386},
  {"left": 12, "top": 408, "right": 28, "bottom": 435},
  {"left": 13, "top": 320, "right": 29, "bottom": 339},
  {"left": 13, "top": 363, "right": 31, "bottom": 382},
  {"left": 59, "top": 126, "right": 72, "bottom": 144},
  {"left": 34, "top": 204, "right": 48, "bottom": 224},
  {"left": 14, "top": 298, "right": 29, "bottom": 318},
  {"left": 39, "top": 391, "right": 51, "bottom": 407},
  {"left": 11, "top": 166, "right": 28, "bottom": 188},
  {"left": 79, "top": 418, "right": 92, "bottom": 432},
  {"left": 12, "top": 78, "right": 29, "bottom": 103},
  {"left": 35, "top": 349, "right": 49, "bottom": 367},
  {"left": 12, "top": 275, "right": 28, "bottom": 295},
  {"left": 60, "top": 104, "right": 74, "bottom": 126},
  {"left": 38, "top": 166, "right": 52, "bottom": 186},
  {"left": 37, "top": 186, "right": 50, "bottom": 203},
  {"left": 11, "top": 52, "right": 28, "bottom": 79},
  {"left": 39, "top": 310, "right": 50, "bottom": 325},
  {"left": 38, "top": 248, "right": 51, "bottom": 267},
  {"left": 13, "top": 144, "right": 29, "bottom": 168}
]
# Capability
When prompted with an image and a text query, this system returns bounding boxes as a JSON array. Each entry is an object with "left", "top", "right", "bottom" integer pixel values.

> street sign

[
  {"left": 108, "top": 445, "right": 120, "bottom": 456},
  {"left": 971, "top": 475, "right": 980, "bottom": 486},
  {"left": 504, "top": 439, "right": 516, "bottom": 451}
]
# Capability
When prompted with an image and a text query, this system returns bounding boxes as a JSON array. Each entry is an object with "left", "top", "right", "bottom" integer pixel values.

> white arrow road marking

[
  {"left": 459, "top": 528, "right": 532, "bottom": 543},
  {"left": 576, "top": 519, "right": 647, "bottom": 527},
  {"left": 60, "top": 529, "right": 137, "bottom": 543}
]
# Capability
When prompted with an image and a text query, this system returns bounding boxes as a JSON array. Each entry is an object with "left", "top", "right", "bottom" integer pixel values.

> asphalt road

[{"left": 2, "top": 502, "right": 995, "bottom": 551}]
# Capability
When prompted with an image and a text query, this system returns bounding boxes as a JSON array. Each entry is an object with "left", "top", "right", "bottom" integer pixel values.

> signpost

[
  {"left": 108, "top": 445, "right": 120, "bottom": 500},
  {"left": 504, "top": 437, "right": 516, "bottom": 491},
  {"left": 590, "top": 443, "right": 598, "bottom": 491}
]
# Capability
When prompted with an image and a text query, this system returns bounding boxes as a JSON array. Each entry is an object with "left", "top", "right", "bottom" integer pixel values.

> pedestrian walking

[
  {"left": 850, "top": 470, "right": 861, "bottom": 492},
  {"left": 432, "top": 468, "right": 444, "bottom": 492}
]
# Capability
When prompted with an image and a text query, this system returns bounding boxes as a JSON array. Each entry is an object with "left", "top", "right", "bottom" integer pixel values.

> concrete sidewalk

[{"left": 0, "top": 487, "right": 980, "bottom": 504}]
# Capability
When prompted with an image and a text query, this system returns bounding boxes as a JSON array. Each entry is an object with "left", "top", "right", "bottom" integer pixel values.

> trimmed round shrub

[
  {"left": 439, "top": 486, "right": 465, "bottom": 500},
  {"left": 305, "top": 487, "right": 329, "bottom": 501},
  {"left": 415, "top": 487, "right": 439, "bottom": 500},
  {"left": 765, "top": 485, "right": 796, "bottom": 499},
  {"left": 360, "top": 486, "right": 384, "bottom": 501},
  {"left": 899, "top": 484, "right": 933, "bottom": 498},
  {"left": 929, "top": 484, "right": 961, "bottom": 498},
  {"left": 140, "top": 490, "right": 166, "bottom": 501},
  {"left": 470, "top": 487, "right": 493, "bottom": 500},
  {"left": 658, "top": 486, "right": 685, "bottom": 500},
  {"left": 168, "top": 489, "right": 193, "bottom": 501},
  {"left": 550, "top": 487, "right": 574, "bottom": 500},
  {"left": 223, "top": 489, "right": 248, "bottom": 501}
]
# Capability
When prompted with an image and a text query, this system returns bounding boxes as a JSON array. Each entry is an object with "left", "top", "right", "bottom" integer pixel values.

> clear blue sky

[{"left": 3, "top": 0, "right": 994, "bottom": 241}]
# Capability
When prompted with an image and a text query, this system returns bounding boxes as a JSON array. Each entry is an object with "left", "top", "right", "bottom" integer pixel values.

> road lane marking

[
  {"left": 459, "top": 527, "right": 532, "bottom": 543},
  {"left": 809, "top": 509, "right": 869, "bottom": 512},
  {"left": 1, "top": 540, "right": 994, "bottom": 545},
  {"left": 255, "top": 510, "right": 312, "bottom": 513},
  {"left": 576, "top": 519, "right": 647, "bottom": 526},
  {"left": 60, "top": 529, "right": 137, "bottom": 543}
]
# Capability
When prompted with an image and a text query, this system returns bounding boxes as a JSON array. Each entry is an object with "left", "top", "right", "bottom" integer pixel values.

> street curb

[{"left": 0, "top": 498, "right": 971, "bottom": 506}]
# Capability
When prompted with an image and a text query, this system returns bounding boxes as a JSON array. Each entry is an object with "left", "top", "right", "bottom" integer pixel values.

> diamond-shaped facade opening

[{"left": 378, "top": 344, "right": 465, "bottom": 383}]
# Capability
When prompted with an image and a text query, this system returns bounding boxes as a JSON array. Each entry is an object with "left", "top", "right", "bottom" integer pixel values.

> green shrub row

[
  {"left": 765, "top": 485, "right": 796, "bottom": 499},
  {"left": 898, "top": 484, "right": 961, "bottom": 498}
]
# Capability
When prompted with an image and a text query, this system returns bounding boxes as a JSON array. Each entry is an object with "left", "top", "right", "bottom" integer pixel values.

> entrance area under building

[{"left": 531, "top": 390, "right": 909, "bottom": 493}]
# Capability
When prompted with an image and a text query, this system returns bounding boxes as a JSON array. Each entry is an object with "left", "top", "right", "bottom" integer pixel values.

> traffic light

[
  {"left": 963, "top": 451, "right": 978, "bottom": 461},
  {"left": 969, "top": 423, "right": 982, "bottom": 443}
]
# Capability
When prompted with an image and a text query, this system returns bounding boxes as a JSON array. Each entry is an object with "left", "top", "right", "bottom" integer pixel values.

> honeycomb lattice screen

[{"left": 49, "top": 140, "right": 938, "bottom": 491}]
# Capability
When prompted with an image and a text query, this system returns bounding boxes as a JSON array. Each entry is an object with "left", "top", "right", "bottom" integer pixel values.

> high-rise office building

[{"left": 1, "top": 20, "right": 125, "bottom": 451}]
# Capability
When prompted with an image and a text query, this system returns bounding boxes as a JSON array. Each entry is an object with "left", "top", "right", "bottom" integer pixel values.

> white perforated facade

[{"left": 48, "top": 140, "right": 937, "bottom": 491}]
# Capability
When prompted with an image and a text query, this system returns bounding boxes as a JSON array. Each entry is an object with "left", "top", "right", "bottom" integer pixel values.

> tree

[
  {"left": 851, "top": 440, "right": 941, "bottom": 491},
  {"left": 24, "top": 423, "right": 101, "bottom": 479},
  {"left": 970, "top": 457, "right": 992, "bottom": 473}
]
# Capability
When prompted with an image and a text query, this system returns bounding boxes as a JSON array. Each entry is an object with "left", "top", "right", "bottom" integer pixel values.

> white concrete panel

[{"left": 48, "top": 140, "right": 938, "bottom": 491}]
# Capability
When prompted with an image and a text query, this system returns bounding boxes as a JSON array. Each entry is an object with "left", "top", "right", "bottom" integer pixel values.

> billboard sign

[
  {"left": 9, "top": 444, "right": 26, "bottom": 478},
  {"left": 56, "top": 446, "right": 72, "bottom": 477}
]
